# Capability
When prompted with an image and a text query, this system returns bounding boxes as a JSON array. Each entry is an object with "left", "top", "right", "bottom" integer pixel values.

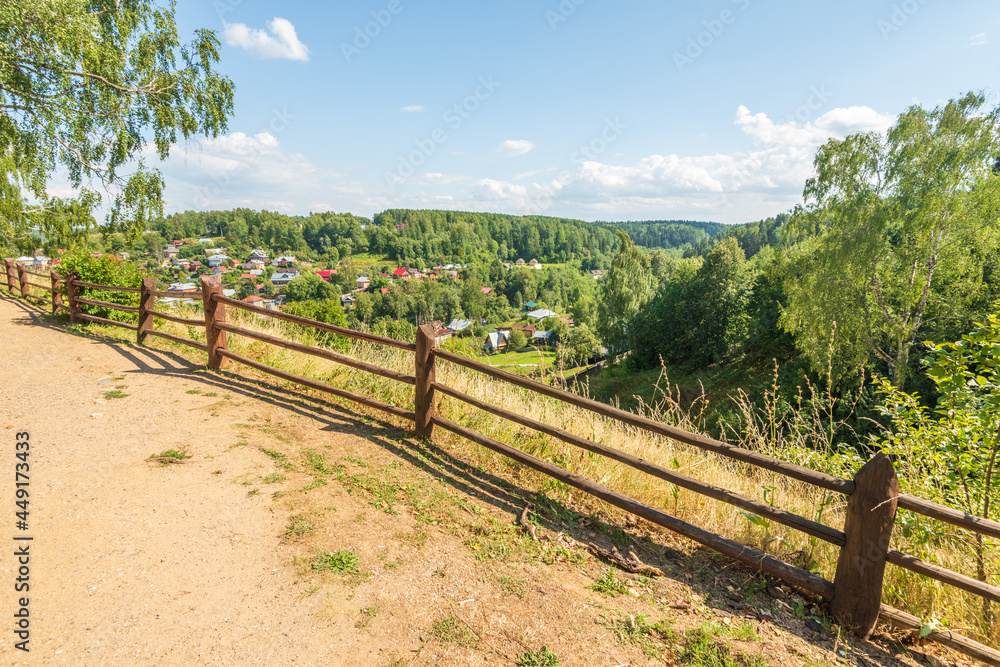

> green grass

[
  {"left": 681, "top": 624, "right": 766, "bottom": 667},
  {"left": 148, "top": 449, "right": 191, "bottom": 463},
  {"left": 313, "top": 549, "right": 360, "bottom": 574},
  {"left": 103, "top": 389, "right": 129, "bottom": 399},
  {"left": 486, "top": 349, "right": 557, "bottom": 368},
  {"left": 493, "top": 574, "right": 527, "bottom": 598},
  {"left": 427, "top": 613, "right": 478, "bottom": 648},
  {"left": 260, "top": 447, "right": 294, "bottom": 471},
  {"left": 596, "top": 612, "right": 675, "bottom": 659},
  {"left": 588, "top": 569, "right": 629, "bottom": 597},
  {"left": 284, "top": 515, "right": 315, "bottom": 538},
  {"left": 517, "top": 646, "right": 560, "bottom": 667}
]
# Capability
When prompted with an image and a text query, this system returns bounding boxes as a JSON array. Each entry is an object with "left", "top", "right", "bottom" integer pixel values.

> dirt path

[
  {"left": 0, "top": 297, "right": 344, "bottom": 665},
  {"left": 0, "top": 296, "right": 954, "bottom": 667}
]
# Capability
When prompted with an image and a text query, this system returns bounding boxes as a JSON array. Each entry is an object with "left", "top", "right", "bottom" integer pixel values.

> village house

[
  {"left": 207, "top": 254, "right": 229, "bottom": 267},
  {"left": 204, "top": 247, "right": 225, "bottom": 255},
  {"left": 356, "top": 276, "right": 371, "bottom": 291},
  {"left": 498, "top": 322, "right": 537, "bottom": 336},
  {"left": 527, "top": 308, "right": 558, "bottom": 321},
  {"left": 529, "top": 258, "right": 542, "bottom": 270},
  {"left": 532, "top": 330, "right": 554, "bottom": 347},
  {"left": 590, "top": 269, "right": 606, "bottom": 279},
  {"left": 515, "top": 258, "right": 525, "bottom": 266},
  {"left": 315, "top": 269, "right": 336, "bottom": 281},
  {"left": 198, "top": 238, "right": 213, "bottom": 244},
  {"left": 433, "top": 326, "right": 452, "bottom": 344},
  {"left": 341, "top": 294, "right": 356, "bottom": 307},
  {"left": 483, "top": 330, "right": 510, "bottom": 353},
  {"left": 164, "top": 244, "right": 179, "bottom": 260},
  {"left": 269, "top": 271, "right": 300, "bottom": 287},
  {"left": 480, "top": 286, "right": 492, "bottom": 295},
  {"left": 273, "top": 255, "right": 297, "bottom": 267},
  {"left": 447, "top": 318, "right": 472, "bottom": 334}
]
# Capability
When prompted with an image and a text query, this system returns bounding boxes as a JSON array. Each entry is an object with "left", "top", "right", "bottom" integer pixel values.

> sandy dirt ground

[{"left": 0, "top": 295, "right": 967, "bottom": 667}]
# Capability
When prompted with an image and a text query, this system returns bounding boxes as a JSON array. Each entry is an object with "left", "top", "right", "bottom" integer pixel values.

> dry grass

[{"left": 61, "top": 299, "right": 998, "bottom": 644}]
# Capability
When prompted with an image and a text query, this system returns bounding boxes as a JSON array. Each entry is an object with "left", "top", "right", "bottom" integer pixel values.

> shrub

[{"left": 58, "top": 249, "right": 146, "bottom": 321}]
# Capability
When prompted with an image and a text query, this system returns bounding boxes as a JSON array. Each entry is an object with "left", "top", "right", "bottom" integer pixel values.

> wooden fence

[{"left": 4, "top": 259, "right": 1000, "bottom": 665}]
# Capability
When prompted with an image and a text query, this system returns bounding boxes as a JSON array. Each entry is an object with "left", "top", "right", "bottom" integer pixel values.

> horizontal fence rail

[
  {"left": 212, "top": 293, "right": 417, "bottom": 351},
  {"left": 431, "top": 413, "right": 836, "bottom": 600},
  {"left": 3, "top": 264, "right": 998, "bottom": 666},
  {"left": 217, "top": 348, "right": 415, "bottom": 421},
  {"left": 215, "top": 320, "right": 416, "bottom": 385},
  {"left": 432, "top": 380, "right": 847, "bottom": 547},
  {"left": 433, "top": 348, "right": 856, "bottom": 495},
  {"left": 145, "top": 309, "right": 204, "bottom": 327},
  {"left": 72, "top": 280, "right": 141, "bottom": 293},
  {"left": 75, "top": 297, "right": 139, "bottom": 313}
]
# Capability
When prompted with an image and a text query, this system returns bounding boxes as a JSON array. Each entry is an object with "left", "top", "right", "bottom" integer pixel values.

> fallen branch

[
  {"left": 588, "top": 543, "right": 665, "bottom": 577},
  {"left": 518, "top": 504, "right": 537, "bottom": 541}
]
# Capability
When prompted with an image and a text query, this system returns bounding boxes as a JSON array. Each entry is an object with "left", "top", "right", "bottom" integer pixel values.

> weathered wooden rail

[{"left": 3, "top": 259, "right": 998, "bottom": 665}]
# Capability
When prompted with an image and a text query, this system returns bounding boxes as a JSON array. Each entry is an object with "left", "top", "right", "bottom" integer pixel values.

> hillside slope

[{"left": 0, "top": 295, "right": 951, "bottom": 666}]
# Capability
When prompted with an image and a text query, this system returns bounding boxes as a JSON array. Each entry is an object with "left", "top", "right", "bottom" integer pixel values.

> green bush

[{"left": 58, "top": 249, "right": 147, "bottom": 322}]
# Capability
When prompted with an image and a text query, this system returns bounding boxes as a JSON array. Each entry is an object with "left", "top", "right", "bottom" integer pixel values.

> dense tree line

[{"left": 598, "top": 93, "right": 1000, "bottom": 414}]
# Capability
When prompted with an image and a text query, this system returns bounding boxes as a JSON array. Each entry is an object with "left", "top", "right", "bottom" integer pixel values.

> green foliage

[
  {"left": 1, "top": 0, "right": 234, "bottom": 242},
  {"left": 597, "top": 231, "right": 655, "bottom": 359},
  {"left": 284, "top": 273, "right": 338, "bottom": 302},
  {"left": 588, "top": 568, "right": 628, "bottom": 596},
  {"left": 559, "top": 323, "right": 599, "bottom": 367},
  {"left": 631, "top": 238, "right": 754, "bottom": 370},
  {"left": 283, "top": 299, "right": 350, "bottom": 350},
  {"left": 59, "top": 249, "right": 145, "bottom": 321},
  {"left": 875, "top": 308, "right": 1000, "bottom": 626},
  {"left": 516, "top": 646, "right": 560, "bottom": 667},
  {"left": 783, "top": 92, "right": 1000, "bottom": 388},
  {"left": 313, "top": 549, "right": 360, "bottom": 574},
  {"left": 507, "top": 328, "right": 528, "bottom": 350},
  {"left": 427, "top": 613, "right": 478, "bottom": 648}
]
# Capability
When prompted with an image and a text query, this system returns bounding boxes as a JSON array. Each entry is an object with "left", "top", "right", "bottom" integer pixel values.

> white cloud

[
  {"left": 496, "top": 139, "right": 535, "bottom": 158},
  {"left": 970, "top": 32, "right": 989, "bottom": 46},
  {"left": 438, "top": 104, "right": 897, "bottom": 222},
  {"left": 401, "top": 105, "right": 424, "bottom": 113},
  {"left": 224, "top": 18, "right": 309, "bottom": 61},
  {"left": 158, "top": 131, "right": 357, "bottom": 213}
]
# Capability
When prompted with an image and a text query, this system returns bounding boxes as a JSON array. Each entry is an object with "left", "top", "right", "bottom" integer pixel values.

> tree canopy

[
  {"left": 782, "top": 92, "right": 1000, "bottom": 387},
  {"left": 0, "top": 0, "right": 234, "bottom": 243}
]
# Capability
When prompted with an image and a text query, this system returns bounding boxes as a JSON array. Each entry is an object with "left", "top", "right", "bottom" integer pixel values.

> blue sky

[{"left": 153, "top": 0, "right": 1000, "bottom": 224}]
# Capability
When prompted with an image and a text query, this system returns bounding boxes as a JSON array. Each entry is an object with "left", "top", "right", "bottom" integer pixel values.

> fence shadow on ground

[{"left": 0, "top": 291, "right": 923, "bottom": 667}]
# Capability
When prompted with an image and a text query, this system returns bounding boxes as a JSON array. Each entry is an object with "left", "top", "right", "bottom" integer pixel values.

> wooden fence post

[
  {"left": 831, "top": 452, "right": 899, "bottom": 637},
  {"left": 65, "top": 272, "right": 81, "bottom": 325},
  {"left": 16, "top": 264, "right": 28, "bottom": 298},
  {"left": 415, "top": 323, "right": 436, "bottom": 438},
  {"left": 50, "top": 272, "right": 63, "bottom": 314},
  {"left": 137, "top": 277, "right": 156, "bottom": 344},
  {"left": 5, "top": 260, "right": 15, "bottom": 292},
  {"left": 201, "top": 275, "right": 227, "bottom": 369}
]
